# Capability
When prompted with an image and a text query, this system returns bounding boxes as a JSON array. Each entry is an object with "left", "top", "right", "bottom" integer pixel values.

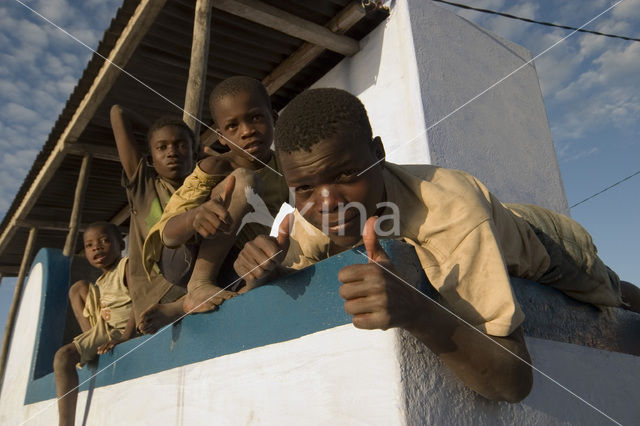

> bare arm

[
  {"left": 162, "top": 172, "right": 235, "bottom": 247},
  {"left": 120, "top": 308, "right": 137, "bottom": 341},
  {"left": 338, "top": 217, "right": 533, "bottom": 402},
  {"left": 405, "top": 300, "right": 532, "bottom": 402},
  {"left": 110, "top": 104, "right": 149, "bottom": 180}
]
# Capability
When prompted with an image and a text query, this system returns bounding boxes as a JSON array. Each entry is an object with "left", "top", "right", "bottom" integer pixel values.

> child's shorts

[
  {"left": 72, "top": 285, "right": 123, "bottom": 367},
  {"left": 507, "top": 204, "right": 623, "bottom": 308},
  {"left": 158, "top": 243, "right": 244, "bottom": 294}
]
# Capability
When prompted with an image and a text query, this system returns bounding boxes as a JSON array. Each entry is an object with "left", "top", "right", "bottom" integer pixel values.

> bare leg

[
  {"left": 138, "top": 296, "right": 186, "bottom": 334},
  {"left": 621, "top": 281, "right": 640, "bottom": 314},
  {"left": 69, "top": 281, "right": 91, "bottom": 332},
  {"left": 54, "top": 343, "right": 81, "bottom": 426},
  {"left": 184, "top": 169, "right": 261, "bottom": 313}
]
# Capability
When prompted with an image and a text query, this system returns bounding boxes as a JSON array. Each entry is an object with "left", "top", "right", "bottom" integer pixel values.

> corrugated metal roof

[{"left": 0, "top": 0, "right": 388, "bottom": 276}]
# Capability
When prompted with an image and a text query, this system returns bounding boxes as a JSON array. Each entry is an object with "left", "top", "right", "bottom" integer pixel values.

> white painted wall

[
  {"left": 311, "top": 0, "right": 431, "bottom": 166},
  {"left": 3, "top": 279, "right": 638, "bottom": 426},
  {"left": 0, "top": 263, "right": 42, "bottom": 425},
  {"left": 312, "top": 0, "right": 569, "bottom": 214}
]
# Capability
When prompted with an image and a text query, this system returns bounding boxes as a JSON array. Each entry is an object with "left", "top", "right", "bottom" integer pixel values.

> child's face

[
  {"left": 279, "top": 134, "right": 385, "bottom": 249},
  {"left": 212, "top": 90, "right": 274, "bottom": 164},
  {"left": 148, "top": 125, "right": 194, "bottom": 181},
  {"left": 83, "top": 225, "right": 121, "bottom": 271}
]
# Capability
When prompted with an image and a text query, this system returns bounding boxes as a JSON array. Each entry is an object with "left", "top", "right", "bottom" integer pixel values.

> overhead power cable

[
  {"left": 570, "top": 170, "right": 640, "bottom": 209},
  {"left": 433, "top": 0, "right": 640, "bottom": 42}
]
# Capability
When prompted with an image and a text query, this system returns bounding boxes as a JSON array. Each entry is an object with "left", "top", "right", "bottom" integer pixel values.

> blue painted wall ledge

[{"left": 24, "top": 241, "right": 428, "bottom": 404}]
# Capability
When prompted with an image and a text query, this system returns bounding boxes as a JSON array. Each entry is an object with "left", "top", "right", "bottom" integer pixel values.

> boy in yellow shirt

[
  {"left": 144, "top": 76, "right": 288, "bottom": 313},
  {"left": 234, "top": 88, "right": 639, "bottom": 402},
  {"left": 54, "top": 222, "right": 135, "bottom": 426}
]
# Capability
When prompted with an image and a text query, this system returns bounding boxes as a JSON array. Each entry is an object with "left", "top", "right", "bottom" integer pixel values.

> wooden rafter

[
  {"left": 183, "top": 0, "right": 213, "bottom": 142},
  {"left": 214, "top": 0, "right": 360, "bottom": 56},
  {"left": 262, "top": 2, "right": 367, "bottom": 94}
]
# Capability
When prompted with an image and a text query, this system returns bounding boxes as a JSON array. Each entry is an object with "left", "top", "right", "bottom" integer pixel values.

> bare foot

[
  {"left": 138, "top": 299, "right": 185, "bottom": 334},
  {"left": 184, "top": 282, "right": 237, "bottom": 313}
]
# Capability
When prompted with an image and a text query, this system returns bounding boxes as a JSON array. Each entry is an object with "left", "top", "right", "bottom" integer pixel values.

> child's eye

[
  {"left": 157, "top": 144, "right": 166, "bottom": 150},
  {"left": 295, "top": 185, "right": 313, "bottom": 194},
  {"left": 226, "top": 123, "right": 238, "bottom": 131},
  {"left": 252, "top": 114, "right": 264, "bottom": 122}
]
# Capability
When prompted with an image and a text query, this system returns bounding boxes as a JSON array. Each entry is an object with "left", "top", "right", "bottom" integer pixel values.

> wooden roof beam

[
  {"left": 0, "top": 266, "right": 20, "bottom": 276},
  {"left": 17, "top": 220, "right": 128, "bottom": 234},
  {"left": 262, "top": 2, "right": 367, "bottom": 94},
  {"left": 199, "top": 2, "right": 368, "bottom": 146},
  {"left": 183, "top": 0, "right": 213, "bottom": 145},
  {"left": 0, "top": 0, "right": 166, "bottom": 256},
  {"left": 213, "top": 0, "right": 360, "bottom": 56},
  {"left": 66, "top": 143, "right": 120, "bottom": 162}
]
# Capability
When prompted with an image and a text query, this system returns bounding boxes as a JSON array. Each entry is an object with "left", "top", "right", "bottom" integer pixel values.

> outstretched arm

[
  {"left": 110, "top": 104, "right": 149, "bottom": 180},
  {"left": 338, "top": 217, "right": 533, "bottom": 402}
]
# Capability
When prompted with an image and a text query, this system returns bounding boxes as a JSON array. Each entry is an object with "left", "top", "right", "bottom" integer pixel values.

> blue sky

[
  {"left": 0, "top": 0, "right": 638, "bottom": 339},
  {"left": 441, "top": 0, "right": 640, "bottom": 287}
]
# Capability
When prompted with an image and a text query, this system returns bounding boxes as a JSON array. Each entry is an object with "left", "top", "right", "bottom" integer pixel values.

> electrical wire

[
  {"left": 570, "top": 170, "right": 640, "bottom": 208},
  {"left": 433, "top": 0, "right": 640, "bottom": 42}
]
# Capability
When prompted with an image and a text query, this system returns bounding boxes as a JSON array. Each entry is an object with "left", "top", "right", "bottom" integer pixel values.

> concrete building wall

[
  {"left": 312, "top": 0, "right": 569, "bottom": 214},
  {"left": 2, "top": 247, "right": 638, "bottom": 425}
]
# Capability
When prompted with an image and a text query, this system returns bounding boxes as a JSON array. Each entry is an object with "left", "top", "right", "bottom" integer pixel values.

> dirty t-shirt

[
  {"left": 283, "top": 163, "right": 551, "bottom": 337},
  {"left": 73, "top": 257, "right": 131, "bottom": 366},
  {"left": 143, "top": 151, "right": 290, "bottom": 277},
  {"left": 123, "top": 159, "right": 183, "bottom": 321}
]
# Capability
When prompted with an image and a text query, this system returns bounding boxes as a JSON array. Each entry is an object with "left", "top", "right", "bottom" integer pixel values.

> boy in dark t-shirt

[{"left": 110, "top": 106, "right": 195, "bottom": 334}]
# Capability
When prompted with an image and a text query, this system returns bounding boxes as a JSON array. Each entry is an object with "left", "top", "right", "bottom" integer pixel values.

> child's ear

[
  {"left": 372, "top": 136, "right": 385, "bottom": 166},
  {"left": 272, "top": 109, "right": 279, "bottom": 125}
]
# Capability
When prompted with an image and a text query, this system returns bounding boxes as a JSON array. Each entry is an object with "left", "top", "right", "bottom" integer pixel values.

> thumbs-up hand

[
  {"left": 192, "top": 175, "right": 235, "bottom": 238},
  {"left": 338, "top": 216, "right": 419, "bottom": 331},
  {"left": 363, "top": 214, "right": 392, "bottom": 266},
  {"left": 234, "top": 212, "right": 292, "bottom": 292}
]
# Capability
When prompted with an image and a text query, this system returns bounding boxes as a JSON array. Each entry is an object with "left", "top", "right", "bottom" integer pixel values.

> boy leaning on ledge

[
  {"left": 234, "top": 88, "right": 640, "bottom": 403},
  {"left": 110, "top": 105, "right": 196, "bottom": 335},
  {"left": 143, "top": 76, "right": 289, "bottom": 314},
  {"left": 53, "top": 222, "right": 135, "bottom": 426}
]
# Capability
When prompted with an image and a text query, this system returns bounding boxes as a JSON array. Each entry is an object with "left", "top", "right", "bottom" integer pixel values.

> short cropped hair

[
  {"left": 147, "top": 116, "right": 196, "bottom": 151},
  {"left": 84, "top": 221, "right": 123, "bottom": 246},
  {"left": 274, "top": 88, "right": 373, "bottom": 153},
  {"left": 209, "top": 76, "right": 271, "bottom": 120}
]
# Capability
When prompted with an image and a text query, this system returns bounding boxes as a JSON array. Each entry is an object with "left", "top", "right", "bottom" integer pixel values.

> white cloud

[
  {"left": 15, "top": 18, "right": 49, "bottom": 48},
  {"left": 611, "top": 0, "right": 640, "bottom": 19},
  {"left": 35, "top": 0, "right": 71, "bottom": 24},
  {"left": 0, "top": 0, "right": 122, "bottom": 220},
  {"left": 485, "top": 2, "right": 540, "bottom": 42},
  {"left": 1, "top": 103, "right": 40, "bottom": 124},
  {"left": 0, "top": 80, "right": 24, "bottom": 102},
  {"left": 555, "top": 41, "right": 640, "bottom": 104},
  {"left": 561, "top": 146, "right": 599, "bottom": 163},
  {"left": 3, "top": 149, "right": 39, "bottom": 167}
]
